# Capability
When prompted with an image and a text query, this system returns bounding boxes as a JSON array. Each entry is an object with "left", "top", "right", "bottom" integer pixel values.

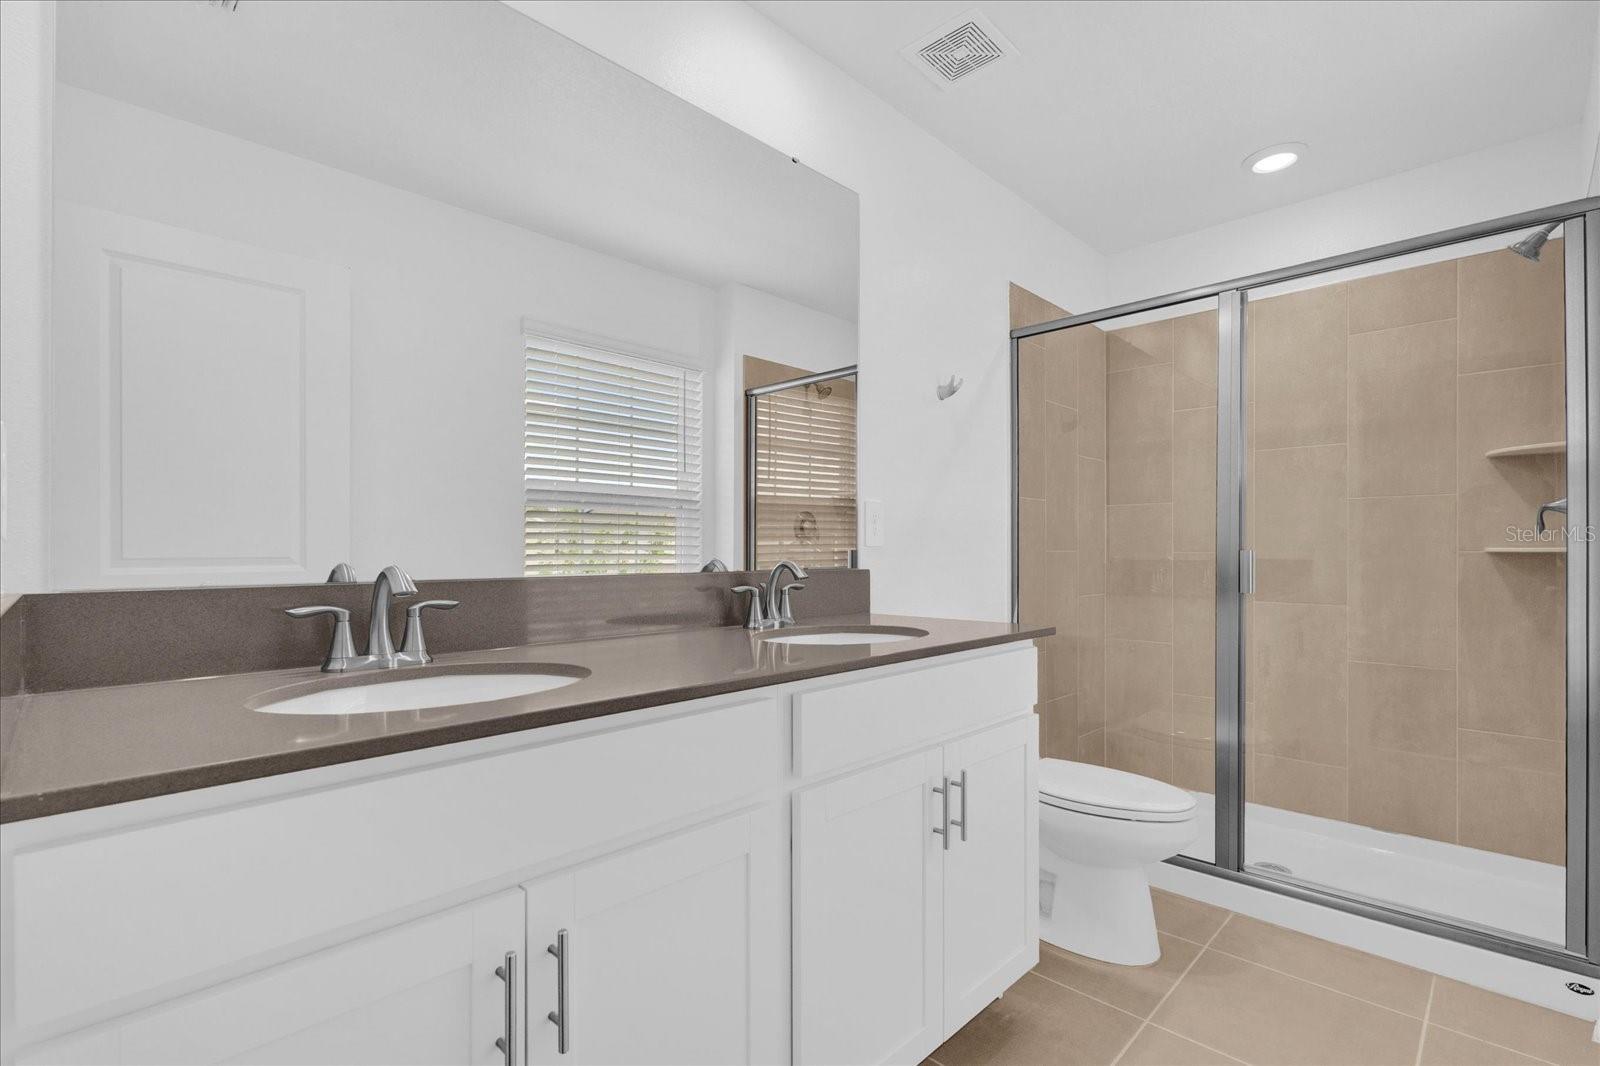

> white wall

[
  {"left": 1107, "top": 125, "right": 1591, "bottom": 303},
  {"left": 509, "top": 0, "right": 1107, "bottom": 620},
  {"left": 0, "top": 0, "right": 53, "bottom": 596},
  {"left": 53, "top": 86, "right": 752, "bottom": 580}
]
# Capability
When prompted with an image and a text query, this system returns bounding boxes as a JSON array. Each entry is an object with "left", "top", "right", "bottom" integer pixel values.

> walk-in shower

[{"left": 1011, "top": 198, "right": 1600, "bottom": 976}]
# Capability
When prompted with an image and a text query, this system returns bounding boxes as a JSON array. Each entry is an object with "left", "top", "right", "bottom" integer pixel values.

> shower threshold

[{"left": 1178, "top": 792, "right": 1563, "bottom": 946}]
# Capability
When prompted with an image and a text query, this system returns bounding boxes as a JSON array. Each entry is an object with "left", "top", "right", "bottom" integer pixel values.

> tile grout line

[
  {"left": 1108, "top": 913, "right": 1234, "bottom": 1066},
  {"left": 1346, "top": 312, "right": 1459, "bottom": 339},
  {"left": 1027, "top": 966, "right": 1157, "bottom": 1023},
  {"left": 1142, "top": 1021, "right": 1252, "bottom": 1066},
  {"left": 1412, "top": 976, "right": 1436, "bottom": 1066},
  {"left": 1422, "top": 1021, "right": 1562, "bottom": 1066},
  {"left": 1199, "top": 939, "right": 1435, "bottom": 1024}
]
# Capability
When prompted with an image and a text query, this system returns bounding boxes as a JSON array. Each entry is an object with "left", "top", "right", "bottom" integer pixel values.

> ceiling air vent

[{"left": 903, "top": 10, "right": 1016, "bottom": 90}]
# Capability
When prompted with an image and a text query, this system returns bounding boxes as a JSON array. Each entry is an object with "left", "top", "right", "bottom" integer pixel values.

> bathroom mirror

[{"left": 39, "top": 0, "right": 859, "bottom": 590}]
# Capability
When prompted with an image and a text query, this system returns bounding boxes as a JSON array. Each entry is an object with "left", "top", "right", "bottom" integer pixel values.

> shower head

[{"left": 1508, "top": 222, "right": 1559, "bottom": 262}]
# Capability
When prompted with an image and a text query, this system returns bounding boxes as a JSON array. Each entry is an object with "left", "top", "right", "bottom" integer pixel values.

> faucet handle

[
  {"left": 731, "top": 585, "right": 768, "bottom": 630},
  {"left": 285, "top": 606, "right": 358, "bottom": 672},
  {"left": 776, "top": 582, "right": 807, "bottom": 626},
  {"left": 398, "top": 600, "right": 458, "bottom": 665}
]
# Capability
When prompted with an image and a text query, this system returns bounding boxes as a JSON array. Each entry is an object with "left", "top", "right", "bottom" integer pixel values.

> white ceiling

[
  {"left": 54, "top": 0, "right": 859, "bottom": 320},
  {"left": 750, "top": 0, "right": 1598, "bottom": 253}
]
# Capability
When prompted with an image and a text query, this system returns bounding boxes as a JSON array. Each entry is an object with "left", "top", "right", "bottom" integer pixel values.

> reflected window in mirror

[{"left": 525, "top": 333, "right": 704, "bottom": 576}]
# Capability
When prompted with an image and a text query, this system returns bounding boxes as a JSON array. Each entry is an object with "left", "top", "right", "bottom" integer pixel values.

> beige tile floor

[{"left": 928, "top": 890, "right": 1600, "bottom": 1066}]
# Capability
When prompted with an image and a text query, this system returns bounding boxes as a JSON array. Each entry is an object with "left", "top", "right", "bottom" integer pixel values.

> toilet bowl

[{"left": 1037, "top": 758, "right": 1199, "bottom": 966}]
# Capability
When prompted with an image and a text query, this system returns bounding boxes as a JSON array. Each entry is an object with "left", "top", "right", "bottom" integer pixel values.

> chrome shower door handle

[
  {"left": 948, "top": 769, "right": 968, "bottom": 842},
  {"left": 494, "top": 950, "right": 518, "bottom": 1065},
  {"left": 932, "top": 776, "right": 952, "bottom": 850},
  {"left": 547, "top": 928, "right": 570, "bottom": 1055}
]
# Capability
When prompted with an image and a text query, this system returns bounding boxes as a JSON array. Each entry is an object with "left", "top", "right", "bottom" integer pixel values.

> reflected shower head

[{"left": 1509, "top": 222, "right": 1559, "bottom": 262}]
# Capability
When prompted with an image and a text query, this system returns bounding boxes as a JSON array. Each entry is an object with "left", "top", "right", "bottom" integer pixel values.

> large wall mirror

[{"left": 41, "top": 0, "right": 859, "bottom": 590}]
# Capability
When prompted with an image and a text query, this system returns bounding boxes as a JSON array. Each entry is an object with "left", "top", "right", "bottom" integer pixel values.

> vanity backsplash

[{"left": 0, "top": 569, "right": 870, "bottom": 695}]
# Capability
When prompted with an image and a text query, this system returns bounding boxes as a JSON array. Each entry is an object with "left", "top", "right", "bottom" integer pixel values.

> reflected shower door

[
  {"left": 1239, "top": 227, "right": 1574, "bottom": 946},
  {"left": 746, "top": 369, "right": 858, "bottom": 571}
]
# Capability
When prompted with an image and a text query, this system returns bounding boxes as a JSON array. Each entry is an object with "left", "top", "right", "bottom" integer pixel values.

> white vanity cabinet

[
  {"left": 792, "top": 716, "right": 1037, "bottom": 1066},
  {"left": 523, "top": 809, "right": 783, "bottom": 1065},
  {"left": 2, "top": 642, "right": 1038, "bottom": 1066},
  {"left": 17, "top": 890, "right": 525, "bottom": 1066}
]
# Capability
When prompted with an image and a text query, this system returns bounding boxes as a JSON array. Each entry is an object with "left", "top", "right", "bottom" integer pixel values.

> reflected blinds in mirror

[
  {"left": 752, "top": 376, "right": 857, "bottom": 570},
  {"left": 524, "top": 337, "right": 703, "bottom": 576}
]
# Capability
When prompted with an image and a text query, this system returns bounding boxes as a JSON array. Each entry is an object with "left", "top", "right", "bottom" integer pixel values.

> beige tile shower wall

[
  {"left": 1102, "top": 311, "right": 1218, "bottom": 795},
  {"left": 1238, "top": 245, "right": 1567, "bottom": 865},
  {"left": 1012, "top": 284, "right": 1107, "bottom": 764}
]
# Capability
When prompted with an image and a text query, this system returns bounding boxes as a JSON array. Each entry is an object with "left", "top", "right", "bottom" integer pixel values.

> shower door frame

[{"left": 1010, "top": 196, "right": 1600, "bottom": 976}]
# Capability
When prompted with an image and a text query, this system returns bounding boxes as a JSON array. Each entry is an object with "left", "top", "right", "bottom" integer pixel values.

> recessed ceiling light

[{"left": 1243, "top": 143, "right": 1306, "bottom": 175}]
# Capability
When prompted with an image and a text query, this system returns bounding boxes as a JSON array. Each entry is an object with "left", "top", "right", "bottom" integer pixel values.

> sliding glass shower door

[
  {"left": 1013, "top": 200, "right": 1599, "bottom": 971},
  {"left": 1239, "top": 228, "right": 1578, "bottom": 947}
]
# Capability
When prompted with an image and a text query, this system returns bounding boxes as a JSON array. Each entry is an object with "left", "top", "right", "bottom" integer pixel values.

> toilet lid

[{"left": 1039, "top": 759, "right": 1197, "bottom": 822}]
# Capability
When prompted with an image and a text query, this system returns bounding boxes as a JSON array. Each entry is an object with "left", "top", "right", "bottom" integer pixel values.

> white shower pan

[{"left": 1179, "top": 792, "right": 1563, "bottom": 946}]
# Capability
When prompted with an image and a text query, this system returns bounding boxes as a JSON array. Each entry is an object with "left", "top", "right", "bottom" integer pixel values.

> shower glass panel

[
  {"left": 1016, "top": 296, "right": 1220, "bottom": 862},
  {"left": 1239, "top": 227, "right": 1572, "bottom": 946}
]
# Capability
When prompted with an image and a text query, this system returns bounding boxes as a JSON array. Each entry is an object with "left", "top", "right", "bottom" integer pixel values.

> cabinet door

[
  {"left": 19, "top": 890, "right": 524, "bottom": 1066},
  {"left": 793, "top": 749, "right": 944, "bottom": 1066},
  {"left": 524, "top": 810, "right": 781, "bottom": 1066},
  {"left": 941, "top": 717, "right": 1038, "bottom": 1029}
]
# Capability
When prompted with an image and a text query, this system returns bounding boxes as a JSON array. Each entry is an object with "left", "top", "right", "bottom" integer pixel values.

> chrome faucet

[
  {"left": 1537, "top": 498, "right": 1568, "bottom": 536},
  {"left": 287, "top": 563, "right": 430, "bottom": 672},
  {"left": 762, "top": 560, "right": 808, "bottom": 627},
  {"left": 364, "top": 564, "right": 418, "bottom": 664}
]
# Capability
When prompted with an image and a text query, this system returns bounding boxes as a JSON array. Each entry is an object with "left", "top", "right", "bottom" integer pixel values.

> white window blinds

[
  {"left": 751, "top": 376, "right": 857, "bottom": 570},
  {"left": 524, "top": 334, "right": 703, "bottom": 576}
]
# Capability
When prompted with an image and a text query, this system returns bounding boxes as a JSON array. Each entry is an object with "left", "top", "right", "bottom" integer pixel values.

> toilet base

[{"left": 1039, "top": 855, "right": 1161, "bottom": 966}]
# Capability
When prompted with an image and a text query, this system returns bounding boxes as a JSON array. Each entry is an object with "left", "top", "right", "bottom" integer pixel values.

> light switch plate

[{"left": 863, "top": 499, "right": 884, "bottom": 547}]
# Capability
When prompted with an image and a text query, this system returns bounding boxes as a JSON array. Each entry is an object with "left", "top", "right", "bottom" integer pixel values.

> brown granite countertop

[{"left": 0, "top": 614, "right": 1048, "bottom": 823}]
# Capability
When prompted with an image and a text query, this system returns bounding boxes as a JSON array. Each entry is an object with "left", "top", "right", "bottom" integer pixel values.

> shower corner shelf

[
  {"left": 1483, "top": 544, "right": 1565, "bottom": 555},
  {"left": 1484, "top": 440, "right": 1565, "bottom": 459}
]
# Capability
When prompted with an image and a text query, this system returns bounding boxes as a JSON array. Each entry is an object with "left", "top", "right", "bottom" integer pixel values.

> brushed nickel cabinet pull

[
  {"left": 494, "top": 950, "right": 517, "bottom": 1065},
  {"left": 949, "top": 769, "right": 968, "bottom": 842},
  {"left": 932, "top": 776, "right": 952, "bottom": 850},
  {"left": 547, "top": 929, "right": 570, "bottom": 1054}
]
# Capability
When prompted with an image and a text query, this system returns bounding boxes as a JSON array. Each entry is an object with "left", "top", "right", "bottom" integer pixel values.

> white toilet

[{"left": 1038, "top": 758, "right": 1200, "bottom": 966}]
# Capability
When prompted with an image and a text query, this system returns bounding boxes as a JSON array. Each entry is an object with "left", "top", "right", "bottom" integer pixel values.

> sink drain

[{"left": 1247, "top": 861, "right": 1294, "bottom": 877}]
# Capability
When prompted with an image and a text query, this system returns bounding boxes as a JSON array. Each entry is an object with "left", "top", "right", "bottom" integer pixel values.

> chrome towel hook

[{"left": 937, "top": 374, "right": 964, "bottom": 401}]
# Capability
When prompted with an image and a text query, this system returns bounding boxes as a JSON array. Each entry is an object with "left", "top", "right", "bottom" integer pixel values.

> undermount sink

[
  {"left": 759, "top": 626, "right": 928, "bottom": 646},
  {"left": 251, "top": 664, "right": 589, "bottom": 716}
]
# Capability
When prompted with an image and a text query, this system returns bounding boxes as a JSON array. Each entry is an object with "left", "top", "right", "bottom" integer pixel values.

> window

[
  {"left": 748, "top": 371, "right": 857, "bottom": 570},
  {"left": 524, "top": 331, "right": 703, "bottom": 576}
]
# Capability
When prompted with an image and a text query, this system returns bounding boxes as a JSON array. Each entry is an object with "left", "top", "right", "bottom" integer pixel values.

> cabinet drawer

[
  {"left": 9, "top": 695, "right": 783, "bottom": 1031},
  {"left": 792, "top": 646, "right": 1037, "bottom": 778}
]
